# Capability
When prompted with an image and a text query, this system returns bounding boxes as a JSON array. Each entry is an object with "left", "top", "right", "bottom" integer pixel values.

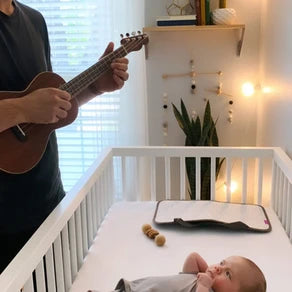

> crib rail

[
  {"left": 0, "top": 149, "right": 115, "bottom": 292},
  {"left": 0, "top": 146, "right": 291, "bottom": 292}
]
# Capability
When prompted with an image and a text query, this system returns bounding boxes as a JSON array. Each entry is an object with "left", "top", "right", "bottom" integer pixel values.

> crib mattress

[{"left": 70, "top": 202, "right": 292, "bottom": 292}]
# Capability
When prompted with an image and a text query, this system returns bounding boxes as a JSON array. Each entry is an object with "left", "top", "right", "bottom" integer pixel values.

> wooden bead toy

[{"left": 155, "top": 234, "right": 166, "bottom": 246}]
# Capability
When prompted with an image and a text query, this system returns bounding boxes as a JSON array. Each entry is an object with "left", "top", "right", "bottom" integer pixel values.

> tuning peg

[
  {"left": 131, "top": 32, "right": 136, "bottom": 36},
  {"left": 137, "top": 30, "right": 141, "bottom": 34},
  {"left": 120, "top": 34, "right": 124, "bottom": 38},
  {"left": 126, "top": 33, "right": 130, "bottom": 37}
]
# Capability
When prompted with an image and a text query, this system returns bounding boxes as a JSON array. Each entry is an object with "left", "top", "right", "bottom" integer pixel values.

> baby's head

[{"left": 207, "top": 256, "right": 266, "bottom": 292}]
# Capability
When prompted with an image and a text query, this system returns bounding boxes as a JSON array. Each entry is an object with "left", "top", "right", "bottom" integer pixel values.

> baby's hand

[{"left": 197, "top": 272, "right": 214, "bottom": 288}]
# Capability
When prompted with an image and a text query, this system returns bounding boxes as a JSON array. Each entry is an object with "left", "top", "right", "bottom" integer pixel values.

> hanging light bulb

[{"left": 242, "top": 82, "right": 255, "bottom": 97}]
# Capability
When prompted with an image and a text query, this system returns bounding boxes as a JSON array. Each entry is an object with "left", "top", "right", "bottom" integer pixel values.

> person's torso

[{"left": 0, "top": 0, "right": 64, "bottom": 233}]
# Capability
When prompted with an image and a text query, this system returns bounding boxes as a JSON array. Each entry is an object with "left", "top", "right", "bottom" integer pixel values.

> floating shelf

[{"left": 143, "top": 24, "right": 245, "bottom": 57}]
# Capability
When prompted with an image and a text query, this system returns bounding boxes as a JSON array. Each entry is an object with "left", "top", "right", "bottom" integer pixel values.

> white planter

[{"left": 212, "top": 8, "right": 236, "bottom": 25}]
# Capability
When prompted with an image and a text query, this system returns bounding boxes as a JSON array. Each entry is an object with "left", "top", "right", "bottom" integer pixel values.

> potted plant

[{"left": 172, "top": 99, "right": 224, "bottom": 200}]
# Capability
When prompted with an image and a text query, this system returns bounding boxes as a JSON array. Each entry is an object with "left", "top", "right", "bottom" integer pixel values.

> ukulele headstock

[{"left": 120, "top": 31, "right": 149, "bottom": 53}]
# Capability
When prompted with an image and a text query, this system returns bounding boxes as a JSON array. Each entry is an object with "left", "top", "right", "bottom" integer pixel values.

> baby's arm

[{"left": 182, "top": 252, "right": 208, "bottom": 274}]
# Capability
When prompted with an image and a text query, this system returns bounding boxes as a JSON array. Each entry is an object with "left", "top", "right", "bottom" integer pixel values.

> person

[
  {"left": 0, "top": 0, "right": 129, "bottom": 273},
  {"left": 88, "top": 252, "right": 266, "bottom": 292}
]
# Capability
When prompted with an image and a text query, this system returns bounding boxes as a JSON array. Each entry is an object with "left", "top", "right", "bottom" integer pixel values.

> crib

[{"left": 0, "top": 146, "right": 292, "bottom": 292}]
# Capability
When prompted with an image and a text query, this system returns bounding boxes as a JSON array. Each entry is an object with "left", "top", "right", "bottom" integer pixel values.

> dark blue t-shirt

[{"left": 0, "top": 0, "right": 65, "bottom": 233}]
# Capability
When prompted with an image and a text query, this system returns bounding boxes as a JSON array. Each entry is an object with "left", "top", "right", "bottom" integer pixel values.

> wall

[
  {"left": 144, "top": 0, "right": 262, "bottom": 148},
  {"left": 258, "top": 0, "right": 292, "bottom": 158}
]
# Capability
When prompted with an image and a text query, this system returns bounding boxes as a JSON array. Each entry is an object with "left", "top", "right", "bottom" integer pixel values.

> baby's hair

[{"left": 240, "top": 257, "right": 266, "bottom": 292}]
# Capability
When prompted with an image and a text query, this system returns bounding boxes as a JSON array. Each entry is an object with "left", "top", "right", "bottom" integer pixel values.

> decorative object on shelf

[
  {"left": 212, "top": 8, "right": 236, "bottom": 25},
  {"left": 166, "top": 0, "right": 195, "bottom": 16},
  {"left": 212, "top": 0, "right": 236, "bottom": 25},
  {"left": 172, "top": 99, "right": 224, "bottom": 200}
]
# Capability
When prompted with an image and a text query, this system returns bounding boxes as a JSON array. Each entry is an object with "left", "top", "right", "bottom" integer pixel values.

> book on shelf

[
  {"left": 194, "top": 0, "right": 212, "bottom": 25},
  {"left": 156, "top": 15, "right": 197, "bottom": 26},
  {"left": 200, "top": 0, "right": 206, "bottom": 25},
  {"left": 205, "top": 0, "right": 211, "bottom": 25},
  {"left": 194, "top": 0, "right": 201, "bottom": 25}
]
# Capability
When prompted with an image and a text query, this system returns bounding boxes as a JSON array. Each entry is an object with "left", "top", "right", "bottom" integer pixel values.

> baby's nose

[{"left": 214, "top": 265, "right": 222, "bottom": 274}]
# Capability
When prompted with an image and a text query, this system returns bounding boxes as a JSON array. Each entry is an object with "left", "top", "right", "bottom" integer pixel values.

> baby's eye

[
  {"left": 220, "top": 261, "right": 224, "bottom": 266},
  {"left": 225, "top": 271, "right": 232, "bottom": 280}
]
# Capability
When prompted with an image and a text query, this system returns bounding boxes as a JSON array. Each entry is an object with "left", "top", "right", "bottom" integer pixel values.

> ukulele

[{"left": 0, "top": 32, "right": 149, "bottom": 174}]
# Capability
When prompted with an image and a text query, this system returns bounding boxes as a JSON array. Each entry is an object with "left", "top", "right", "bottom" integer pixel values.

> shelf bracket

[{"left": 237, "top": 25, "right": 245, "bottom": 56}]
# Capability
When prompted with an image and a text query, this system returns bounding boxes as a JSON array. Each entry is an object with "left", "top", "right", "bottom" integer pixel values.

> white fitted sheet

[{"left": 70, "top": 202, "right": 292, "bottom": 292}]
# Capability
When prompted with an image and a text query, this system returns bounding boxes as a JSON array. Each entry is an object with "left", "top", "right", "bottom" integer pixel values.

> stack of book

[
  {"left": 156, "top": 15, "right": 197, "bottom": 26},
  {"left": 194, "top": 0, "right": 212, "bottom": 25}
]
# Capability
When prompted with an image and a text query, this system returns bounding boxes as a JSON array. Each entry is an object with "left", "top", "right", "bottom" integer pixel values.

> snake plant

[{"left": 172, "top": 99, "right": 224, "bottom": 200}]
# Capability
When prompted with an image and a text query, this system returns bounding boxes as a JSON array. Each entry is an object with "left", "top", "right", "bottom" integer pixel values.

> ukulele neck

[{"left": 59, "top": 46, "right": 128, "bottom": 98}]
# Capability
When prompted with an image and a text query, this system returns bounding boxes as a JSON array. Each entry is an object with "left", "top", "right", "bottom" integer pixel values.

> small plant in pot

[{"left": 172, "top": 99, "right": 224, "bottom": 200}]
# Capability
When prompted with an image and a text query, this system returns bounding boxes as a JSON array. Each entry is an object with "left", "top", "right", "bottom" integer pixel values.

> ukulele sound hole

[{"left": 11, "top": 125, "right": 27, "bottom": 142}]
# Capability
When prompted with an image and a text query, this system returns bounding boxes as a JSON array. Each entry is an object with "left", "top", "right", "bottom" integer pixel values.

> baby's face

[{"left": 206, "top": 256, "right": 249, "bottom": 292}]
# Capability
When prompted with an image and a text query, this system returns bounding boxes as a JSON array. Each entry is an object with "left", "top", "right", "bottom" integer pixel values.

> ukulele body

[{"left": 0, "top": 72, "right": 79, "bottom": 174}]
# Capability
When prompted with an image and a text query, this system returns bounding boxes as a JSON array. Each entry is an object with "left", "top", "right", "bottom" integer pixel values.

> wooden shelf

[{"left": 143, "top": 24, "right": 245, "bottom": 57}]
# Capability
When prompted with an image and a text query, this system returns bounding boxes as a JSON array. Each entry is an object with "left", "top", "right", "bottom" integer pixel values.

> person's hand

[
  {"left": 20, "top": 88, "right": 72, "bottom": 124},
  {"left": 90, "top": 42, "right": 129, "bottom": 94},
  {"left": 197, "top": 272, "right": 214, "bottom": 289}
]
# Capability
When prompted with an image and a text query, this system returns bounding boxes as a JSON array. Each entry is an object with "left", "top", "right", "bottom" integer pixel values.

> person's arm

[
  {"left": 0, "top": 88, "right": 71, "bottom": 133},
  {"left": 182, "top": 252, "right": 209, "bottom": 274},
  {"left": 76, "top": 42, "right": 129, "bottom": 106}
]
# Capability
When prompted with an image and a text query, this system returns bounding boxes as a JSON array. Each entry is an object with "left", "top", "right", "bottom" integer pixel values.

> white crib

[{"left": 0, "top": 146, "right": 291, "bottom": 292}]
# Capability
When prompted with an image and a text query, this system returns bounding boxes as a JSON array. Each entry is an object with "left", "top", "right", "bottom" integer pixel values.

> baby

[
  {"left": 183, "top": 252, "right": 266, "bottom": 292},
  {"left": 89, "top": 252, "right": 266, "bottom": 292}
]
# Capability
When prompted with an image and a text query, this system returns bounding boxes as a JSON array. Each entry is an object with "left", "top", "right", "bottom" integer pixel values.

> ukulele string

[{"left": 19, "top": 35, "right": 147, "bottom": 134}]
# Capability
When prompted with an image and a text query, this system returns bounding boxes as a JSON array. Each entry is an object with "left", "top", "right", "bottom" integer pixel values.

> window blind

[{"left": 22, "top": 0, "right": 121, "bottom": 191}]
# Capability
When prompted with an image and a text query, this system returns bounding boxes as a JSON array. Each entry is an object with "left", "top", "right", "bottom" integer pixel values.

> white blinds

[{"left": 22, "top": 0, "right": 123, "bottom": 191}]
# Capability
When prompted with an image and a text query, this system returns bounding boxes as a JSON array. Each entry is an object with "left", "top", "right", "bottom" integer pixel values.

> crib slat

[
  {"left": 150, "top": 157, "right": 156, "bottom": 201},
  {"left": 91, "top": 186, "right": 98, "bottom": 236},
  {"left": 101, "top": 172, "right": 106, "bottom": 217},
  {"left": 68, "top": 214, "right": 78, "bottom": 280},
  {"left": 106, "top": 164, "right": 111, "bottom": 209},
  {"left": 136, "top": 157, "right": 141, "bottom": 201},
  {"left": 35, "top": 260, "right": 46, "bottom": 292},
  {"left": 242, "top": 158, "right": 248, "bottom": 203},
  {"left": 45, "top": 246, "right": 57, "bottom": 292},
  {"left": 165, "top": 156, "right": 171, "bottom": 200},
  {"left": 86, "top": 192, "right": 94, "bottom": 245},
  {"left": 75, "top": 206, "right": 84, "bottom": 269},
  {"left": 54, "top": 234, "right": 65, "bottom": 292},
  {"left": 226, "top": 157, "right": 232, "bottom": 202},
  {"left": 257, "top": 158, "right": 263, "bottom": 204},
  {"left": 278, "top": 172, "right": 284, "bottom": 221},
  {"left": 271, "top": 160, "right": 276, "bottom": 210},
  {"left": 22, "top": 276, "right": 34, "bottom": 292},
  {"left": 94, "top": 181, "right": 101, "bottom": 227},
  {"left": 282, "top": 178, "right": 288, "bottom": 227},
  {"left": 81, "top": 199, "right": 89, "bottom": 255},
  {"left": 122, "top": 157, "right": 126, "bottom": 200},
  {"left": 286, "top": 184, "right": 291, "bottom": 236},
  {"left": 180, "top": 156, "right": 186, "bottom": 200},
  {"left": 96, "top": 179, "right": 102, "bottom": 226},
  {"left": 61, "top": 225, "right": 72, "bottom": 291},
  {"left": 275, "top": 164, "right": 280, "bottom": 214},
  {"left": 109, "top": 158, "right": 115, "bottom": 206},
  {"left": 195, "top": 157, "right": 201, "bottom": 200},
  {"left": 210, "top": 157, "right": 215, "bottom": 200}
]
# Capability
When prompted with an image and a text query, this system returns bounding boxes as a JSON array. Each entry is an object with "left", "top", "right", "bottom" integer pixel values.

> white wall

[
  {"left": 144, "top": 0, "right": 262, "bottom": 148},
  {"left": 258, "top": 0, "right": 292, "bottom": 158}
]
